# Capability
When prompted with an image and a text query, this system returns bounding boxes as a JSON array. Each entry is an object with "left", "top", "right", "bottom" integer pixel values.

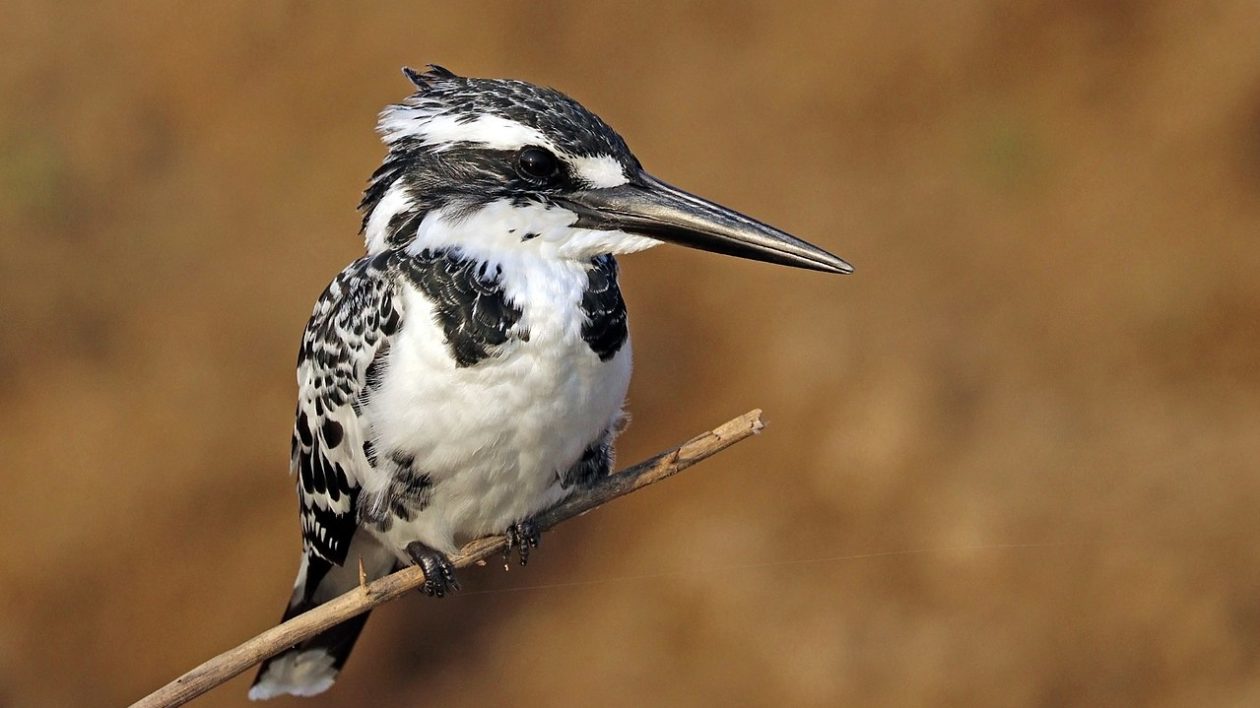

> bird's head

[{"left": 359, "top": 65, "right": 851, "bottom": 275}]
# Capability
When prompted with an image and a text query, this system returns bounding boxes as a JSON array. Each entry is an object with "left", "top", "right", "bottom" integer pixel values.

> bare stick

[{"left": 133, "top": 409, "right": 765, "bottom": 708}]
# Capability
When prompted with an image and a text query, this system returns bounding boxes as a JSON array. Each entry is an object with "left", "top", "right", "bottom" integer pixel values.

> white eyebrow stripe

[
  {"left": 380, "top": 110, "right": 560, "bottom": 154},
  {"left": 377, "top": 106, "right": 628, "bottom": 186},
  {"left": 570, "top": 154, "right": 629, "bottom": 188}
]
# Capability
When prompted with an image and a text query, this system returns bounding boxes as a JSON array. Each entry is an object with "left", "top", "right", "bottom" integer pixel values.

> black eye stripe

[{"left": 363, "top": 141, "right": 576, "bottom": 231}]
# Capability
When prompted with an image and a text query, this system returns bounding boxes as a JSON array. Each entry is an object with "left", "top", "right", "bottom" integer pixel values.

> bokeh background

[{"left": 4, "top": 2, "right": 1260, "bottom": 706}]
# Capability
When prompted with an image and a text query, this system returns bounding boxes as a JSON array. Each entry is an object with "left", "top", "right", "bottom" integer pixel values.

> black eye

[{"left": 516, "top": 146, "right": 560, "bottom": 182}]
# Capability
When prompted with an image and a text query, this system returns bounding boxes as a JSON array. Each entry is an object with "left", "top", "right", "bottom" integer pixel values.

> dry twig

[{"left": 133, "top": 409, "right": 765, "bottom": 708}]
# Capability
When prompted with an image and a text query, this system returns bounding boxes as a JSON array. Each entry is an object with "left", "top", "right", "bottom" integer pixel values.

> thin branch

[{"left": 133, "top": 409, "right": 765, "bottom": 708}]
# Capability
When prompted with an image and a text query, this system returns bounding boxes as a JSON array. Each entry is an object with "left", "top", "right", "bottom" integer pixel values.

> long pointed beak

[{"left": 557, "top": 171, "right": 852, "bottom": 274}]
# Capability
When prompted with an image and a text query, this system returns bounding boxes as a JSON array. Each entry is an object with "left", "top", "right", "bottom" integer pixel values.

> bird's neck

[
  {"left": 396, "top": 240, "right": 603, "bottom": 347},
  {"left": 365, "top": 189, "right": 630, "bottom": 345}
]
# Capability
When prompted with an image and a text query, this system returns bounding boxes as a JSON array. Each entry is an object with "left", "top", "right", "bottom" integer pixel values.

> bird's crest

[{"left": 402, "top": 65, "right": 457, "bottom": 92}]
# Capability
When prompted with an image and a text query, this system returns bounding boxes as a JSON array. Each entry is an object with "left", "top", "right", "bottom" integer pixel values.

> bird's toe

[
  {"left": 504, "top": 518, "right": 542, "bottom": 568},
  {"left": 406, "top": 542, "right": 459, "bottom": 598}
]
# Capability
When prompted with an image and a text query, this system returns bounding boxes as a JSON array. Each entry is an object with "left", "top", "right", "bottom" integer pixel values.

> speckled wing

[{"left": 293, "top": 252, "right": 401, "bottom": 566}]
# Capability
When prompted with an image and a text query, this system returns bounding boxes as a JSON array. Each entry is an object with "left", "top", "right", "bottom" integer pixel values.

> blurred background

[{"left": 3, "top": 2, "right": 1260, "bottom": 706}]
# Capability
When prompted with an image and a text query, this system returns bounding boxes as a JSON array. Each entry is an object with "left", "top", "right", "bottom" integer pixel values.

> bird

[{"left": 248, "top": 65, "right": 851, "bottom": 700}]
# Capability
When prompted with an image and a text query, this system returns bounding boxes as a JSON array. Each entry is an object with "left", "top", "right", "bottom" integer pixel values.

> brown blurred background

[{"left": 3, "top": 2, "right": 1260, "bottom": 706}]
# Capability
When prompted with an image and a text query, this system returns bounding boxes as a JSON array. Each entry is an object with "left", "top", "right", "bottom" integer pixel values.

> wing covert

[{"left": 293, "top": 252, "right": 401, "bottom": 566}]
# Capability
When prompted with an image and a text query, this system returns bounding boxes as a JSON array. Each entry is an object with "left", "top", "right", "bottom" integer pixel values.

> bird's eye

[{"left": 516, "top": 147, "right": 560, "bottom": 182}]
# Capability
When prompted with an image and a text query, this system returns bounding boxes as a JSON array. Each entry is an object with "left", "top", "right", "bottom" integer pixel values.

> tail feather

[
  {"left": 249, "top": 534, "right": 395, "bottom": 700},
  {"left": 248, "top": 610, "right": 371, "bottom": 700}
]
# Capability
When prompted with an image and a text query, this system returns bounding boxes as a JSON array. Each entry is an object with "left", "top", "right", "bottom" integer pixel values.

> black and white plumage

[{"left": 250, "top": 66, "right": 850, "bottom": 700}]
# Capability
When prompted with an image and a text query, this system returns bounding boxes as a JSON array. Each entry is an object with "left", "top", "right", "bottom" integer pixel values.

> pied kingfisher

[{"left": 250, "top": 65, "right": 851, "bottom": 700}]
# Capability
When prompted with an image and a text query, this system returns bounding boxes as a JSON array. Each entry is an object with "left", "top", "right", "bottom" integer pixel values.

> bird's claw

[
  {"left": 504, "top": 519, "right": 541, "bottom": 568},
  {"left": 406, "top": 542, "right": 459, "bottom": 598}
]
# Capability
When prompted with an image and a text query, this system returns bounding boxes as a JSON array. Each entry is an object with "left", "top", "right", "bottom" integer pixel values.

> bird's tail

[{"left": 249, "top": 534, "right": 395, "bottom": 700}]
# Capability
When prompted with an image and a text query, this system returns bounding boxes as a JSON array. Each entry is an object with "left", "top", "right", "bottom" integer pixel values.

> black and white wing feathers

[{"left": 293, "top": 253, "right": 401, "bottom": 566}]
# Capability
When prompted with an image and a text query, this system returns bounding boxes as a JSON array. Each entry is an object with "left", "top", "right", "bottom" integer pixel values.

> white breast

[{"left": 361, "top": 255, "right": 631, "bottom": 556}]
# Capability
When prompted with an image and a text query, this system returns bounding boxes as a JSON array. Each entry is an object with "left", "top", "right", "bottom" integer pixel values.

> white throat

[{"left": 378, "top": 199, "right": 661, "bottom": 264}]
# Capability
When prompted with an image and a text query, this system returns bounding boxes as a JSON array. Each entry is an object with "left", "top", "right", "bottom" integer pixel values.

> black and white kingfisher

[{"left": 249, "top": 66, "right": 851, "bottom": 699}]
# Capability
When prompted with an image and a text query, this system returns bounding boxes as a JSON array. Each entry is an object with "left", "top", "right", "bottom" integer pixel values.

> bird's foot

[
  {"left": 406, "top": 542, "right": 459, "bottom": 598},
  {"left": 503, "top": 518, "right": 541, "bottom": 568}
]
